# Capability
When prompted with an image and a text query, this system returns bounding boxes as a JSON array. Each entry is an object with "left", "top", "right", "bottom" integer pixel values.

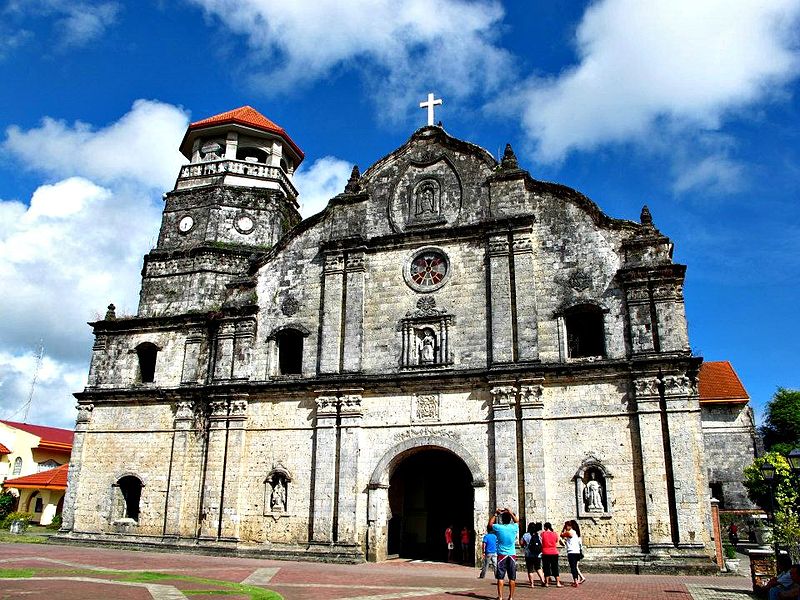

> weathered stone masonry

[{"left": 62, "top": 106, "right": 718, "bottom": 569}]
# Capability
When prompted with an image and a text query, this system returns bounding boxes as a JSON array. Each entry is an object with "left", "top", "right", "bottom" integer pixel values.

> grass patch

[
  {"left": 0, "top": 568, "right": 36, "bottom": 578},
  {"left": 0, "top": 531, "right": 48, "bottom": 544},
  {"left": 1, "top": 566, "right": 282, "bottom": 600}
]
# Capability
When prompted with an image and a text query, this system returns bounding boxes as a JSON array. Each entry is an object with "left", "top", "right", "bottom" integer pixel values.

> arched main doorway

[{"left": 387, "top": 448, "right": 474, "bottom": 562}]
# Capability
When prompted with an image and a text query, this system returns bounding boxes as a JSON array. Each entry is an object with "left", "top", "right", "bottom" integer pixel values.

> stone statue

[
  {"left": 416, "top": 186, "right": 435, "bottom": 215},
  {"left": 419, "top": 330, "right": 435, "bottom": 363},
  {"left": 271, "top": 478, "right": 286, "bottom": 512},
  {"left": 584, "top": 472, "right": 604, "bottom": 512}
]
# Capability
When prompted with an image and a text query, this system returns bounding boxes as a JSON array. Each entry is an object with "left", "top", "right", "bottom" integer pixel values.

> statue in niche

[
  {"left": 584, "top": 471, "right": 604, "bottom": 512},
  {"left": 418, "top": 329, "right": 436, "bottom": 363},
  {"left": 271, "top": 478, "right": 287, "bottom": 512},
  {"left": 415, "top": 184, "right": 436, "bottom": 217}
]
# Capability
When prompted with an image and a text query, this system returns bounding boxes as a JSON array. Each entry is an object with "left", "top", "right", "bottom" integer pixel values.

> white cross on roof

[{"left": 419, "top": 93, "right": 443, "bottom": 127}]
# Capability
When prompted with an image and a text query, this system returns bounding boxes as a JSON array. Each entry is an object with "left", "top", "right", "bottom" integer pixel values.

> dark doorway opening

[{"left": 387, "top": 448, "right": 474, "bottom": 562}]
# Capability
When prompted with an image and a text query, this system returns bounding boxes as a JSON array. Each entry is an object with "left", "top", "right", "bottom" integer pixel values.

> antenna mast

[{"left": 22, "top": 341, "right": 44, "bottom": 423}]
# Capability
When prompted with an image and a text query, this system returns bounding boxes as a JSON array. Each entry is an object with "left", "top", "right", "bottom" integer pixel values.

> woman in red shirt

[{"left": 539, "top": 522, "right": 563, "bottom": 587}]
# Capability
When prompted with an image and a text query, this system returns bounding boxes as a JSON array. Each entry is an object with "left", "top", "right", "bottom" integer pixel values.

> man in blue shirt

[
  {"left": 488, "top": 507, "right": 519, "bottom": 600},
  {"left": 478, "top": 525, "right": 498, "bottom": 578}
]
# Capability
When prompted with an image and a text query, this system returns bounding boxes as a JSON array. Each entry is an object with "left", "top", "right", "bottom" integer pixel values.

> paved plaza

[{"left": 0, "top": 542, "right": 754, "bottom": 599}]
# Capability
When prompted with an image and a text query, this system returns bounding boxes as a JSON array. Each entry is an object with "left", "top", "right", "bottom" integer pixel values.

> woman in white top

[{"left": 560, "top": 520, "right": 586, "bottom": 586}]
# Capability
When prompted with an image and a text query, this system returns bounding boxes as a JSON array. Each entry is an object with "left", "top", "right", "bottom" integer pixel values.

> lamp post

[
  {"left": 760, "top": 461, "right": 779, "bottom": 560},
  {"left": 787, "top": 448, "right": 800, "bottom": 474}
]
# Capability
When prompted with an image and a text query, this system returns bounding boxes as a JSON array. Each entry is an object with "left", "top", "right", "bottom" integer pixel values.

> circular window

[{"left": 404, "top": 247, "right": 450, "bottom": 292}]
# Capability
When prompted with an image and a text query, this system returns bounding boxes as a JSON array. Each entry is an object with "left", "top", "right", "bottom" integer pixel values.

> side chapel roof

[{"left": 698, "top": 361, "right": 749, "bottom": 404}]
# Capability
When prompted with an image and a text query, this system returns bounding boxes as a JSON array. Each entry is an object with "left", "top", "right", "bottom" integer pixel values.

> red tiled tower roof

[
  {"left": 0, "top": 443, "right": 10, "bottom": 454},
  {"left": 185, "top": 105, "right": 304, "bottom": 161},
  {"left": 2, "top": 464, "right": 68, "bottom": 490},
  {"left": 0, "top": 420, "right": 73, "bottom": 451},
  {"left": 698, "top": 361, "right": 749, "bottom": 404}
]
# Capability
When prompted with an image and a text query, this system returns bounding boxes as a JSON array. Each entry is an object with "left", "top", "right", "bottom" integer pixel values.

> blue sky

[{"left": 0, "top": 0, "right": 798, "bottom": 429}]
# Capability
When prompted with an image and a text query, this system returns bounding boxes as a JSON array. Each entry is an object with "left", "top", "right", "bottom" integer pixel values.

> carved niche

[
  {"left": 573, "top": 457, "right": 614, "bottom": 519},
  {"left": 264, "top": 465, "right": 292, "bottom": 517},
  {"left": 399, "top": 296, "right": 454, "bottom": 368},
  {"left": 388, "top": 156, "right": 463, "bottom": 232}
]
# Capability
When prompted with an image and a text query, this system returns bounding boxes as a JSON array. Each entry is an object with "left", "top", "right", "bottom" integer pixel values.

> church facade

[{"left": 61, "top": 105, "right": 715, "bottom": 569}]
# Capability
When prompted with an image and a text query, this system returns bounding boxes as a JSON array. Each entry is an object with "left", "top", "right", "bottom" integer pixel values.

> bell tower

[{"left": 137, "top": 106, "right": 304, "bottom": 317}]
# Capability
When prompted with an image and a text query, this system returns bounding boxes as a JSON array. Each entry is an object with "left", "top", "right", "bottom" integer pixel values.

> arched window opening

[
  {"left": 280, "top": 158, "right": 289, "bottom": 172},
  {"left": 27, "top": 492, "right": 42, "bottom": 513},
  {"left": 236, "top": 147, "right": 269, "bottom": 163},
  {"left": 12, "top": 457, "right": 22, "bottom": 476},
  {"left": 277, "top": 330, "right": 303, "bottom": 375},
  {"left": 116, "top": 475, "right": 143, "bottom": 521},
  {"left": 136, "top": 343, "right": 158, "bottom": 383},
  {"left": 38, "top": 459, "right": 60, "bottom": 473},
  {"left": 565, "top": 305, "right": 606, "bottom": 358}
]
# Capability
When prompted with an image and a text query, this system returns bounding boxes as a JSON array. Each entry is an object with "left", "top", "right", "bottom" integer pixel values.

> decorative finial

[
  {"left": 344, "top": 165, "right": 361, "bottom": 194},
  {"left": 501, "top": 143, "right": 518, "bottom": 169},
  {"left": 105, "top": 303, "right": 116, "bottom": 320},
  {"left": 640, "top": 205, "right": 653, "bottom": 227}
]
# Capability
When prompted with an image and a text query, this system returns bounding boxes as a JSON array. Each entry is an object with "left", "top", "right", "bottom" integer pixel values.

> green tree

[
  {"left": 743, "top": 452, "right": 798, "bottom": 513},
  {"left": 761, "top": 388, "right": 800, "bottom": 454}
]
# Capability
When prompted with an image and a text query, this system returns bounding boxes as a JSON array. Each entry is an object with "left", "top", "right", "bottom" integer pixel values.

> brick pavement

[{"left": 0, "top": 543, "right": 755, "bottom": 599}]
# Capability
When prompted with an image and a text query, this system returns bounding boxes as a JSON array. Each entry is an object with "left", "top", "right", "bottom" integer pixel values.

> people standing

[
  {"left": 521, "top": 522, "right": 546, "bottom": 588},
  {"left": 461, "top": 526, "right": 471, "bottom": 564},
  {"left": 489, "top": 508, "right": 519, "bottom": 600},
  {"left": 445, "top": 525, "right": 454, "bottom": 562},
  {"left": 478, "top": 525, "right": 498, "bottom": 579},
  {"left": 540, "top": 521, "right": 563, "bottom": 588},
  {"left": 561, "top": 520, "right": 586, "bottom": 586}
]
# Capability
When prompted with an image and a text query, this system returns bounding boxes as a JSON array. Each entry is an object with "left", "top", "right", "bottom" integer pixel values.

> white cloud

[
  {"left": 188, "top": 0, "right": 511, "bottom": 118},
  {"left": 512, "top": 0, "right": 800, "bottom": 163},
  {"left": 673, "top": 154, "right": 744, "bottom": 196},
  {"left": 4, "top": 0, "right": 120, "bottom": 49},
  {"left": 4, "top": 99, "right": 189, "bottom": 191},
  {"left": 294, "top": 156, "right": 353, "bottom": 218},
  {"left": 0, "top": 100, "right": 186, "bottom": 427}
]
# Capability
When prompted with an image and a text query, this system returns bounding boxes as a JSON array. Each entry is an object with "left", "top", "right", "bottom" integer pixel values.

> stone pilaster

[
  {"left": 652, "top": 282, "right": 690, "bottom": 353},
  {"left": 220, "top": 397, "right": 248, "bottom": 540},
  {"left": 342, "top": 252, "right": 365, "bottom": 372},
  {"left": 164, "top": 400, "right": 194, "bottom": 537},
  {"left": 336, "top": 394, "right": 363, "bottom": 543},
  {"left": 199, "top": 398, "right": 229, "bottom": 539},
  {"left": 519, "top": 382, "right": 545, "bottom": 522},
  {"left": 623, "top": 283, "right": 656, "bottom": 354},
  {"left": 212, "top": 321, "right": 235, "bottom": 381},
  {"left": 181, "top": 327, "right": 205, "bottom": 384},
  {"left": 662, "top": 374, "right": 709, "bottom": 549},
  {"left": 488, "top": 234, "right": 514, "bottom": 363},
  {"left": 60, "top": 403, "right": 93, "bottom": 532},
  {"left": 490, "top": 385, "right": 519, "bottom": 512},
  {"left": 232, "top": 319, "right": 256, "bottom": 380},
  {"left": 320, "top": 253, "right": 344, "bottom": 374},
  {"left": 311, "top": 394, "right": 339, "bottom": 542},
  {"left": 86, "top": 337, "right": 106, "bottom": 386},
  {"left": 632, "top": 375, "right": 674, "bottom": 549},
  {"left": 512, "top": 231, "right": 539, "bottom": 361}
]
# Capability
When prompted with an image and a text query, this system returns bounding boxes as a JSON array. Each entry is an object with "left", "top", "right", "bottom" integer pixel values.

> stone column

[
  {"left": 490, "top": 385, "right": 519, "bottom": 513},
  {"left": 342, "top": 252, "right": 365, "bottom": 372},
  {"left": 336, "top": 393, "right": 363, "bottom": 543},
  {"left": 519, "top": 382, "right": 546, "bottom": 522},
  {"left": 60, "top": 403, "right": 93, "bottom": 532},
  {"left": 311, "top": 394, "right": 339, "bottom": 543},
  {"left": 367, "top": 484, "right": 390, "bottom": 562},
  {"left": 488, "top": 234, "right": 514, "bottom": 363},
  {"left": 710, "top": 498, "right": 723, "bottom": 570},
  {"left": 224, "top": 131, "right": 238, "bottom": 160},
  {"left": 662, "top": 374, "right": 709, "bottom": 549},
  {"left": 164, "top": 400, "right": 194, "bottom": 537},
  {"left": 512, "top": 230, "right": 539, "bottom": 361},
  {"left": 632, "top": 375, "right": 674, "bottom": 549},
  {"left": 199, "top": 398, "right": 229, "bottom": 540},
  {"left": 213, "top": 321, "right": 235, "bottom": 381},
  {"left": 232, "top": 319, "right": 255, "bottom": 380},
  {"left": 319, "top": 253, "right": 344, "bottom": 374},
  {"left": 220, "top": 397, "right": 248, "bottom": 541}
]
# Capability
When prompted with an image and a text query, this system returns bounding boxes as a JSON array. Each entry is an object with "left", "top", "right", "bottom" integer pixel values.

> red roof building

[
  {"left": 698, "top": 361, "right": 749, "bottom": 404},
  {"left": 0, "top": 443, "right": 10, "bottom": 455},
  {"left": 3, "top": 464, "right": 68, "bottom": 491},
  {"left": 0, "top": 420, "right": 74, "bottom": 451}
]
